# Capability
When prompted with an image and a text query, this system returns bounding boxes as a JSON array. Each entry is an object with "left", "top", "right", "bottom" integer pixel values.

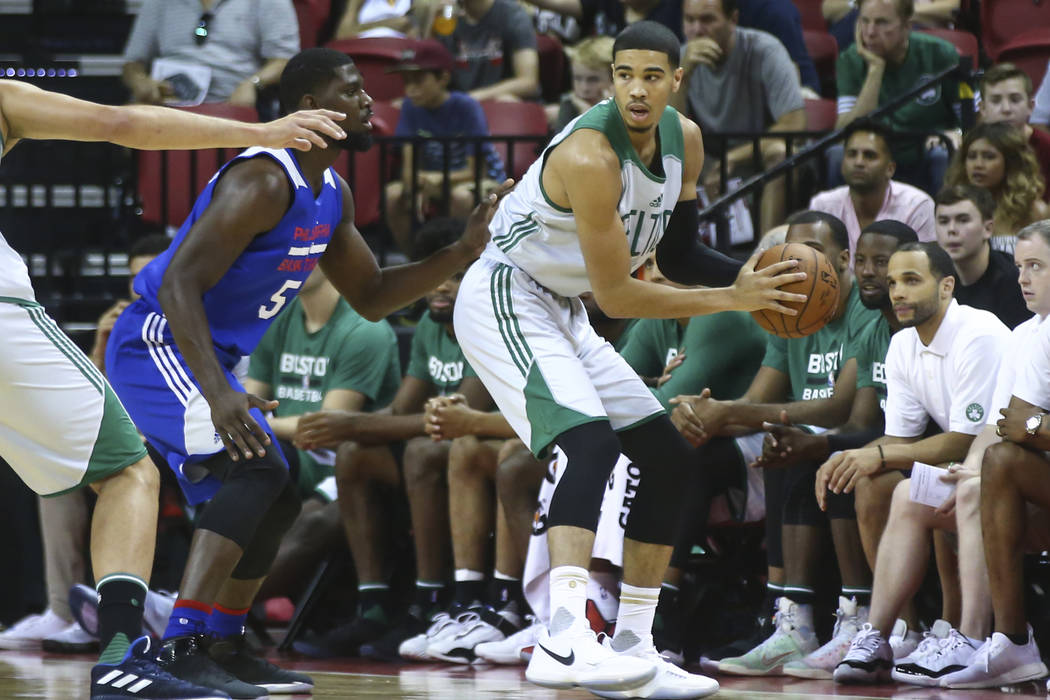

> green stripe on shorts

[
  {"left": 490, "top": 264, "right": 530, "bottom": 376},
  {"left": 25, "top": 305, "right": 105, "bottom": 395}
]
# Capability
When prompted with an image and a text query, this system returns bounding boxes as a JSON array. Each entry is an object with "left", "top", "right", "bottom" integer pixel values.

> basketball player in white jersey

[
  {"left": 453, "top": 21, "right": 807, "bottom": 699},
  {"left": 0, "top": 78, "right": 344, "bottom": 699}
]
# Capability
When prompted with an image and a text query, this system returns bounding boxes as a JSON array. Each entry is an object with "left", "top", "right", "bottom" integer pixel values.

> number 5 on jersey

[{"left": 259, "top": 279, "right": 303, "bottom": 319}]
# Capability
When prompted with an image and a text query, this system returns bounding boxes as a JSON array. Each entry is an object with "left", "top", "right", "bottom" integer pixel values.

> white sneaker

[
  {"left": 398, "top": 608, "right": 480, "bottom": 661},
  {"left": 68, "top": 583, "right": 178, "bottom": 640},
  {"left": 893, "top": 619, "right": 951, "bottom": 669},
  {"left": 833, "top": 623, "right": 894, "bottom": 684},
  {"left": 525, "top": 625, "right": 656, "bottom": 691},
  {"left": 939, "top": 627, "right": 1048, "bottom": 688},
  {"left": 717, "top": 597, "right": 819, "bottom": 676},
  {"left": 783, "top": 596, "right": 867, "bottom": 679},
  {"left": 888, "top": 618, "right": 923, "bottom": 660},
  {"left": 427, "top": 606, "right": 523, "bottom": 664},
  {"left": 591, "top": 635, "right": 719, "bottom": 699},
  {"left": 892, "top": 622, "right": 970, "bottom": 686},
  {"left": 41, "top": 621, "right": 98, "bottom": 653},
  {"left": 475, "top": 617, "right": 542, "bottom": 665},
  {"left": 143, "top": 590, "right": 177, "bottom": 639},
  {"left": 0, "top": 609, "right": 69, "bottom": 650}
]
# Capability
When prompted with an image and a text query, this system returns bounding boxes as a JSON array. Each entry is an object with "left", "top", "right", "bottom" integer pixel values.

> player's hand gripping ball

[{"left": 751, "top": 242, "right": 839, "bottom": 338}]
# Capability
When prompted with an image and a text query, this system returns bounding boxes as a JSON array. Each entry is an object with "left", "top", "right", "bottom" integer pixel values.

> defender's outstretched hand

[
  {"left": 456, "top": 179, "right": 516, "bottom": 258},
  {"left": 731, "top": 250, "right": 807, "bottom": 315},
  {"left": 259, "top": 109, "right": 349, "bottom": 151}
]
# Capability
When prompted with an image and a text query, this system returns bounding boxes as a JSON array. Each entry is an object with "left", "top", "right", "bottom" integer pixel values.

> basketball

[{"left": 751, "top": 243, "right": 840, "bottom": 339}]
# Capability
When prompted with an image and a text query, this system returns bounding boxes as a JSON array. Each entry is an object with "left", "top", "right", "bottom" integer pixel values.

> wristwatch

[{"left": 1026, "top": 412, "right": 1045, "bottom": 437}]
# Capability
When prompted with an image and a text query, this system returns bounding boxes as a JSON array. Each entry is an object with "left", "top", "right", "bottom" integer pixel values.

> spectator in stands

[
  {"left": 521, "top": 0, "right": 582, "bottom": 44},
  {"left": 736, "top": 0, "right": 820, "bottom": 95},
  {"left": 980, "top": 63, "right": 1050, "bottom": 202},
  {"left": 89, "top": 234, "right": 171, "bottom": 372},
  {"left": 820, "top": 242, "right": 1010, "bottom": 684},
  {"left": 431, "top": 0, "right": 540, "bottom": 101},
  {"left": 291, "top": 219, "right": 494, "bottom": 661},
  {"left": 547, "top": 36, "right": 613, "bottom": 131},
  {"left": 335, "top": 0, "right": 416, "bottom": 38},
  {"left": 671, "top": 0, "right": 806, "bottom": 234},
  {"left": 941, "top": 220, "right": 1050, "bottom": 688},
  {"left": 121, "top": 0, "right": 300, "bottom": 107},
  {"left": 0, "top": 234, "right": 171, "bottom": 653},
  {"left": 1033, "top": 61, "right": 1050, "bottom": 127},
  {"left": 244, "top": 265, "right": 401, "bottom": 614},
  {"left": 810, "top": 121, "right": 936, "bottom": 258},
  {"left": 384, "top": 40, "right": 507, "bottom": 255},
  {"left": 934, "top": 184, "right": 1030, "bottom": 328},
  {"left": 524, "top": 0, "right": 683, "bottom": 39},
  {"left": 833, "top": 0, "right": 961, "bottom": 195},
  {"left": 943, "top": 121, "right": 1049, "bottom": 254}
]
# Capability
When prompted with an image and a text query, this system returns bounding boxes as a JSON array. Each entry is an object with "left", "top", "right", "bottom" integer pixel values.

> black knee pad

[
  {"left": 618, "top": 416, "right": 697, "bottom": 546},
  {"left": 782, "top": 462, "right": 824, "bottom": 527},
  {"left": 547, "top": 421, "right": 622, "bottom": 532},
  {"left": 231, "top": 479, "right": 302, "bottom": 579},
  {"left": 196, "top": 449, "right": 292, "bottom": 549}
]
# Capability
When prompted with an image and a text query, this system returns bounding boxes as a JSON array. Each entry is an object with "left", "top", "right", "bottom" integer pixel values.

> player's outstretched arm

[
  {"left": 0, "top": 79, "right": 346, "bottom": 153},
  {"left": 320, "top": 177, "right": 512, "bottom": 322},
  {"left": 549, "top": 130, "right": 806, "bottom": 320}
]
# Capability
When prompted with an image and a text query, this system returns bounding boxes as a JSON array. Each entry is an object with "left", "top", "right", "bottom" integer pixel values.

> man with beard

[
  {"left": 104, "top": 51, "right": 507, "bottom": 696},
  {"left": 668, "top": 211, "right": 882, "bottom": 676},
  {"left": 810, "top": 121, "right": 935, "bottom": 259},
  {"left": 814, "top": 242, "right": 1010, "bottom": 683},
  {"left": 290, "top": 217, "right": 496, "bottom": 662}
]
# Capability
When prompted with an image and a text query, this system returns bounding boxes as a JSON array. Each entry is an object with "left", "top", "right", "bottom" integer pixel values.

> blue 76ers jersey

[{"left": 133, "top": 147, "right": 342, "bottom": 361}]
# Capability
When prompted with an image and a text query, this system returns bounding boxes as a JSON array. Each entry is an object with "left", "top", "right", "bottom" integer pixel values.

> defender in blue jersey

[{"left": 104, "top": 49, "right": 508, "bottom": 697}]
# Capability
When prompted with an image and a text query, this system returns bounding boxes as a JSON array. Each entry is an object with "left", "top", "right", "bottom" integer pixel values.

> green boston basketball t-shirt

[
  {"left": 249, "top": 297, "right": 401, "bottom": 493},
  {"left": 406, "top": 310, "right": 477, "bottom": 395},
  {"left": 762, "top": 283, "right": 881, "bottom": 402},
  {"left": 837, "top": 31, "right": 960, "bottom": 165},
  {"left": 652, "top": 311, "right": 767, "bottom": 409},
  {"left": 619, "top": 318, "right": 685, "bottom": 378},
  {"left": 847, "top": 314, "right": 892, "bottom": 412}
]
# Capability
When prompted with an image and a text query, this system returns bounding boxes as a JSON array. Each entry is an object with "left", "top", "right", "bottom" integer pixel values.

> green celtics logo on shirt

[{"left": 966, "top": 403, "right": 984, "bottom": 422}]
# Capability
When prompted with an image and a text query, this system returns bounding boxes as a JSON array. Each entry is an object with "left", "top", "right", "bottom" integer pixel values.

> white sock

[
  {"left": 611, "top": 583, "right": 659, "bottom": 652},
  {"left": 548, "top": 565, "right": 588, "bottom": 636}
]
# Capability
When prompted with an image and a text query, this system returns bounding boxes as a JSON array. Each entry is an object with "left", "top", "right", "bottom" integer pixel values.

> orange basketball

[{"left": 750, "top": 242, "right": 840, "bottom": 339}]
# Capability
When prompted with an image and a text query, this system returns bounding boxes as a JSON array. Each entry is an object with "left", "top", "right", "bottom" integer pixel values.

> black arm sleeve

[
  {"left": 654, "top": 200, "right": 743, "bottom": 287},
  {"left": 826, "top": 427, "right": 885, "bottom": 454}
]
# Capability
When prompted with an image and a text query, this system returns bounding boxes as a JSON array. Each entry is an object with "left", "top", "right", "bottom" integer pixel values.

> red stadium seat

[
  {"left": 996, "top": 29, "right": 1050, "bottom": 89},
  {"left": 981, "top": 0, "right": 1050, "bottom": 61},
  {"left": 325, "top": 36, "right": 417, "bottom": 102},
  {"left": 918, "top": 27, "right": 979, "bottom": 69},
  {"left": 804, "top": 97, "right": 837, "bottom": 131},
  {"left": 792, "top": 0, "right": 827, "bottom": 32},
  {"left": 137, "top": 104, "right": 258, "bottom": 228},
  {"left": 537, "top": 34, "right": 568, "bottom": 104},
  {"left": 293, "top": 0, "right": 332, "bottom": 49},
  {"left": 803, "top": 30, "right": 838, "bottom": 97},
  {"left": 480, "top": 100, "right": 549, "bottom": 181}
]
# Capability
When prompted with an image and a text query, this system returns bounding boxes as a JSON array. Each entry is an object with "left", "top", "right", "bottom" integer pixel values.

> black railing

[{"left": 699, "top": 57, "right": 974, "bottom": 250}]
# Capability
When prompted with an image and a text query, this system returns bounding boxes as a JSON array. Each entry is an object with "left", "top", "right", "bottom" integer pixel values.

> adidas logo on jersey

[
  {"left": 649, "top": 194, "right": 663, "bottom": 208},
  {"left": 95, "top": 669, "right": 154, "bottom": 694}
]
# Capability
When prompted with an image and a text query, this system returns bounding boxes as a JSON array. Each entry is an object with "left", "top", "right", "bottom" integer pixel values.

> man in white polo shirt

[
  {"left": 811, "top": 241, "right": 1010, "bottom": 683},
  {"left": 938, "top": 221, "right": 1050, "bottom": 689}
]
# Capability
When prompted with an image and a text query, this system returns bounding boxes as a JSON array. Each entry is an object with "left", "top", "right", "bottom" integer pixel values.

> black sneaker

[
  {"left": 91, "top": 635, "right": 230, "bottom": 700},
  {"left": 358, "top": 606, "right": 430, "bottom": 662},
  {"left": 207, "top": 633, "right": 313, "bottom": 694},
  {"left": 156, "top": 635, "right": 267, "bottom": 699},
  {"left": 291, "top": 614, "right": 388, "bottom": 658}
]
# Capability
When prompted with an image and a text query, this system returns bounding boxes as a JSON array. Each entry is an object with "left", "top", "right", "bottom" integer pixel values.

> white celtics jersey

[
  {"left": 0, "top": 135, "right": 36, "bottom": 302},
  {"left": 482, "top": 99, "right": 685, "bottom": 298}
]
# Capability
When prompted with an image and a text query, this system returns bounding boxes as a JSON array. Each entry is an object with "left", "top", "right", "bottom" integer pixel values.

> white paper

[
  {"left": 151, "top": 58, "right": 212, "bottom": 107},
  {"left": 909, "top": 461, "right": 956, "bottom": 508}
]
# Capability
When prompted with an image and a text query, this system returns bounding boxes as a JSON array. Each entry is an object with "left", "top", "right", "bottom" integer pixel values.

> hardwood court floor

[{"left": 1, "top": 650, "right": 1047, "bottom": 699}]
